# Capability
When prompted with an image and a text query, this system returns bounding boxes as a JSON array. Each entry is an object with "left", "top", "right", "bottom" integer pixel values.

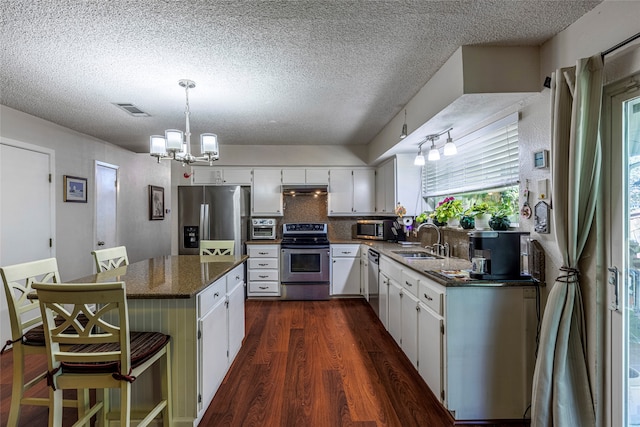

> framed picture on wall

[
  {"left": 149, "top": 185, "right": 165, "bottom": 220},
  {"left": 63, "top": 175, "right": 87, "bottom": 203}
]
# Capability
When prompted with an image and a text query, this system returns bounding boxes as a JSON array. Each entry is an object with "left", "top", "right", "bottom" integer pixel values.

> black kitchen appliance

[{"left": 468, "top": 230, "right": 531, "bottom": 280}]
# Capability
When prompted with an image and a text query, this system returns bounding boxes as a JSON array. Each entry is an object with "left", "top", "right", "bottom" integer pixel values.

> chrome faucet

[{"left": 415, "top": 222, "right": 441, "bottom": 247}]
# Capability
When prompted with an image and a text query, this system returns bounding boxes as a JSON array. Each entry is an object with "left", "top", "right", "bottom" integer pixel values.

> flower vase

[
  {"left": 447, "top": 218, "right": 459, "bottom": 228},
  {"left": 475, "top": 214, "right": 491, "bottom": 230}
]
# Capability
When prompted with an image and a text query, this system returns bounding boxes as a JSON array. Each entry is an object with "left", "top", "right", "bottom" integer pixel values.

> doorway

[
  {"left": 94, "top": 161, "right": 119, "bottom": 262},
  {"left": 0, "top": 138, "right": 55, "bottom": 344},
  {"left": 606, "top": 74, "right": 640, "bottom": 426}
]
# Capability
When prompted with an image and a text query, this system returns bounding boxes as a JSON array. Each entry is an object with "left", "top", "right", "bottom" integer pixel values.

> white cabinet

[
  {"left": 191, "top": 166, "right": 253, "bottom": 185},
  {"left": 418, "top": 300, "right": 444, "bottom": 403},
  {"left": 197, "top": 262, "right": 245, "bottom": 415},
  {"left": 198, "top": 278, "right": 228, "bottom": 411},
  {"left": 251, "top": 169, "right": 283, "bottom": 216},
  {"left": 328, "top": 168, "right": 375, "bottom": 215},
  {"left": 387, "top": 278, "right": 402, "bottom": 346},
  {"left": 227, "top": 267, "right": 246, "bottom": 362},
  {"left": 330, "top": 244, "right": 361, "bottom": 295},
  {"left": 378, "top": 255, "right": 535, "bottom": 421},
  {"left": 247, "top": 244, "right": 280, "bottom": 296},
  {"left": 374, "top": 154, "right": 423, "bottom": 216},
  {"left": 401, "top": 289, "right": 420, "bottom": 369},
  {"left": 379, "top": 273, "right": 390, "bottom": 330},
  {"left": 375, "top": 158, "right": 395, "bottom": 214},
  {"left": 360, "top": 245, "right": 369, "bottom": 300},
  {"left": 282, "top": 168, "right": 329, "bottom": 185}
]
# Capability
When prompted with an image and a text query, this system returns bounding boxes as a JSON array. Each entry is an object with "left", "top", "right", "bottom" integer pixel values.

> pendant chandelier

[{"left": 150, "top": 79, "right": 219, "bottom": 166}]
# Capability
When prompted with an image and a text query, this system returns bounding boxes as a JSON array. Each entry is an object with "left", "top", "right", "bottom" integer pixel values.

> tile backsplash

[{"left": 278, "top": 194, "right": 356, "bottom": 240}]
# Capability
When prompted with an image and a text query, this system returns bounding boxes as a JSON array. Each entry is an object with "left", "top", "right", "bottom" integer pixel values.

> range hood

[{"left": 282, "top": 184, "right": 328, "bottom": 196}]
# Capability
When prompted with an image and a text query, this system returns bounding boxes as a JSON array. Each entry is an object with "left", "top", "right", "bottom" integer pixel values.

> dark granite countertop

[
  {"left": 70, "top": 255, "right": 248, "bottom": 299},
  {"left": 332, "top": 239, "right": 536, "bottom": 288}
]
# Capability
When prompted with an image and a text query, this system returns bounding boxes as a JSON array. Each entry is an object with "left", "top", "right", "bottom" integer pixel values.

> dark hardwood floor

[
  {"left": 1, "top": 298, "right": 530, "bottom": 426},
  {"left": 202, "top": 299, "right": 530, "bottom": 427}
]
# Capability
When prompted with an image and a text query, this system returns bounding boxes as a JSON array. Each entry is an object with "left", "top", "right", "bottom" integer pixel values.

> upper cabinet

[
  {"left": 191, "top": 167, "right": 253, "bottom": 185},
  {"left": 251, "top": 169, "right": 283, "bottom": 216},
  {"left": 281, "top": 168, "right": 329, "bottom": 185},
  {"left": 328, "top": 168, "right": 375, "bottom": 215},
  {"left": 375, "top": 154, "right": 423, "bottom": 217}
]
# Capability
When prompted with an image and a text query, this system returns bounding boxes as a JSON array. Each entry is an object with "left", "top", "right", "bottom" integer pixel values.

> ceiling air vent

[{"left": 112, "top": 103, "right": 150, "bottom": 117}]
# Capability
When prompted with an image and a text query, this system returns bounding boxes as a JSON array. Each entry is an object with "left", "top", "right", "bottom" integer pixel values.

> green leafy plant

[
  {"left": 464, "top": 201, "right": 492, "bottom": 217},
  {"left": 431, "top": 196, "right": 463, "bottom": 223},
  {"left": 415, "top": 211, "right": 430, "bottom": 224}
]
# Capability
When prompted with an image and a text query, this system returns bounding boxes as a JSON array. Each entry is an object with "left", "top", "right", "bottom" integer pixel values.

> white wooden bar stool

[
  {"left": 91, "top": 246, "right": 129, "bottom": 272},
  {"left": 33, "top": 281, "right": 173, "bottom": 427},
  {"left": 0, "top": 258, "right": 88, "bottom": 426},
  {"left": 199, "top": 240, "right": 235, "bottom": 256}
]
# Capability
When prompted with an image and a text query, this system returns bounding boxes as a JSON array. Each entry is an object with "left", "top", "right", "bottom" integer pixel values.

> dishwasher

[{"left": 367, "top": 249, "right": 380, "bottom": 317}]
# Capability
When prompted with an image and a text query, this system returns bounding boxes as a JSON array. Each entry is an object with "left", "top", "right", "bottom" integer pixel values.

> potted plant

[
  {"left": 431, "top": 196, "right": 463, "bottom": 227},
  {"left": 489, "top": 204, "right": 513, "bottom": 231},
  {"left": 469, "top": 201, "right": 492, "bottom": 230},
  {"left": 459, "top": 208, "right": 475, "bottom": 230}
]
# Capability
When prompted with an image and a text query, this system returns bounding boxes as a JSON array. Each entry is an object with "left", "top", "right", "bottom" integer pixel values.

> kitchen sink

[{"left": 392, "top": 251, "right": 443, "bottom": 260}]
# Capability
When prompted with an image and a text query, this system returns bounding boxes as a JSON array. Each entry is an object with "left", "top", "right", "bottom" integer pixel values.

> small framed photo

[
  {"left": 534, "top": 150, "right": 549, "bottom": 169},
  {"left": 63, "top": 175, "right": 87, "bottom": 203},
  {"left": 149, "top": 185, "right": 165, "bottom": 220}
]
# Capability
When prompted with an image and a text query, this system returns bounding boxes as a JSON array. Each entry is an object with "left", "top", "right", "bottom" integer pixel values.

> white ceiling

[{"left": 0, "top": 1, "right": 602, "bottom": 154}]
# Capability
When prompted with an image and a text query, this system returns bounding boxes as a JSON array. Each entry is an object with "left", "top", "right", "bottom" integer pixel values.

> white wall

[{"left": 0, "top": 105, "right": 171, "bottom": 280}]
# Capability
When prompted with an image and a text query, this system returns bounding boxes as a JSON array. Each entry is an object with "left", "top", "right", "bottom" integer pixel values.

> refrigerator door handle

[{"left": 200, "top": 204, "right": 210, "bottom": 240}]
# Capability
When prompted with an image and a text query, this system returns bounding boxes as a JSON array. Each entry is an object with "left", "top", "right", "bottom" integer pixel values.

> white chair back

[
  {"left": 91, "top": 246, "right": 129, "bottom": 272},
  {"left": 199, "top": 240, "right": 235, "bottom": 256}
]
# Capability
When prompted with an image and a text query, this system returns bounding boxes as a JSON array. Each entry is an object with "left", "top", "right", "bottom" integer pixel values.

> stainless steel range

[{"left": 280, "top": 223, "right": 330, "bottom": 300}]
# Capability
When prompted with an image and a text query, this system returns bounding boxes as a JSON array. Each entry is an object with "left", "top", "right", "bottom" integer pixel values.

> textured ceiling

[{"left": 0, "top": 1, "right": 602, "bottom": 154}]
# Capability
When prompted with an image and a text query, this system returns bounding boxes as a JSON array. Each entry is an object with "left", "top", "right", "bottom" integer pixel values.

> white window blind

[{"left": 423, "top": 113, "right": 519, "bottom": 197}]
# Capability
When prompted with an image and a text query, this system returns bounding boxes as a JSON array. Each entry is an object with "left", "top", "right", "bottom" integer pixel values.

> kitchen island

[{"left": 71, "top": 254, "right": 248, "bottom": 427}]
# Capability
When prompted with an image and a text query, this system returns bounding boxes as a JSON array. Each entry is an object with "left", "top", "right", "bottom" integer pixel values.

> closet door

[{"left": 0, "top": 140, "right": 55, "bottom": 344}]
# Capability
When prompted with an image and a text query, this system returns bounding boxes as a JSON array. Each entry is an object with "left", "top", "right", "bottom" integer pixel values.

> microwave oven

[{"left": 355, "top": 219, "right": 395, "bottom": 241}]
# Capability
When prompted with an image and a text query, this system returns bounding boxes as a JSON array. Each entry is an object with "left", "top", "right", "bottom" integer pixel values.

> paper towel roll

[{"left": 402, "top": 217, "right": 413, "bottom": 226}]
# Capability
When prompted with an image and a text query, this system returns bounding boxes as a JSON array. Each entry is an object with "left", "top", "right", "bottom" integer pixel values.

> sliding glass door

[{"left": 607, "top": 75, "right": 640, "bottom": 427}]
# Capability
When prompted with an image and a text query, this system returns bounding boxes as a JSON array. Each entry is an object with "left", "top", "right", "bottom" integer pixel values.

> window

[
  {"left": 423, "top": 112, "right": 519, "bottom": 197},
  {"left": 422, "top": 113, "right": 520, "bottom": 222}
]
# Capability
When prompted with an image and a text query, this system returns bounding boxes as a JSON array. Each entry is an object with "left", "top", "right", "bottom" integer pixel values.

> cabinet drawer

[
  {"left": 401, "top": 270, "right": 419, "bottom": 297},
  {"left": 419, "top": 281, "right": 444, "bottom": 315},
  {"left": 331, "top": 245, "right": 360, "bottom": 257},
  {"left": 249, "top": 270, "right": 279, "bottom": 281},
  {"left": 248, "top": 245, "right": 279, "bottom": 258},
  {"left": 248, "top": 258, "right": 278, "bottom": 269},
  {"left": 248, "top": 281, "right": 280, "bottom": 293},
  {"left": 227, "top": 264, "right": 245, "bottom": 288},
  {"left": 198, "top": 278, "right": 226, "bottom": 317}
]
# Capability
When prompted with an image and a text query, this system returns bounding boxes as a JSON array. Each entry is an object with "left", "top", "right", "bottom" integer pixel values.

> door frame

[
  {"left": 0, "top": 137, "right": 56, "bottom": 262},
  {"left": 603, "top": 74, "right": 640, "bottom": 427},
  {"left": 93, "top": 160, "right": 119, "bottom": 250}
]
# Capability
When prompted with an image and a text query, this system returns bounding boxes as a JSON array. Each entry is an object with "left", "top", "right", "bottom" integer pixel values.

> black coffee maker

[{"left": 468, "top": 231, "right": 530, "bottom": 280}]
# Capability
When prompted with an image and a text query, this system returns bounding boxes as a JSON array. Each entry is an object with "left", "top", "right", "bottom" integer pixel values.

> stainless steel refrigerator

[{"left": 178, "top": 186, "right": 250, "bottom": 255}]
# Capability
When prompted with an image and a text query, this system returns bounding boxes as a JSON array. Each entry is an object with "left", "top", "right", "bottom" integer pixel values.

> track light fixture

[
  {"left": 413, "top": 141, "right": 425, "bottom": 166},
  {"left": 400, "top": 109, "right": 408, "bottom": 140},
  {"left": 443, "top": 130, "right": 457, "bottom": 156},
  {"left": 416, "top": 127, "right": 454, "bottom": 163}
]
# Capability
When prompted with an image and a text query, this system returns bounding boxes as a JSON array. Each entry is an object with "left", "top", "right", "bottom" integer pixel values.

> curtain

[{"left": 531, "top": 55, "right": 603, "bottom": 426}]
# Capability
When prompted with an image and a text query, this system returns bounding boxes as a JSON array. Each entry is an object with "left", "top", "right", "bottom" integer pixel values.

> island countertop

[{"left": 70, "top": 254, "right": 248, "bottom": 299}]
